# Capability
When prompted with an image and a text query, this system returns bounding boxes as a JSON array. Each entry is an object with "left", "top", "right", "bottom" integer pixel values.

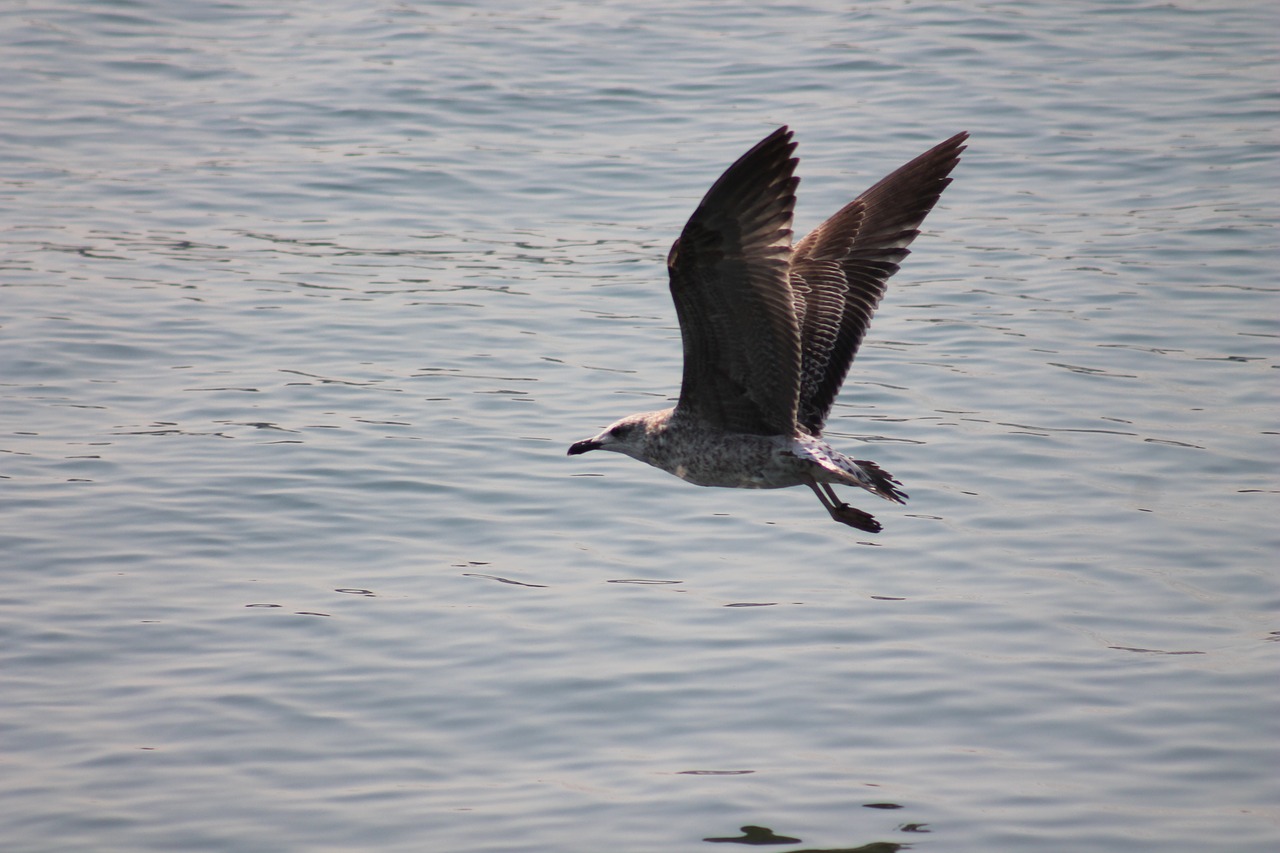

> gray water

[{"left": 2, "top": 2, "right": 1277, "bottom": 851}]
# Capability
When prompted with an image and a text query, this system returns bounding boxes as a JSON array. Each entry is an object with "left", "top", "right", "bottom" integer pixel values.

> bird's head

[{"left": 567, "top": 411, "right": 668, "bottom": 462}]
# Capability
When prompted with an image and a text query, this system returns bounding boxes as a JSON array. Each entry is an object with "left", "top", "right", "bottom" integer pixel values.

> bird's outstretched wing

[
  {"left": 791, "top": 132, "right": 968, "bottom": 434},
  {"left": 667, "top": 126, "right": 802, "bottom": 436}
]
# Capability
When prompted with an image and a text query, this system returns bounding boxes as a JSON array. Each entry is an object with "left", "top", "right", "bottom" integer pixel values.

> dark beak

[{"left": 567, "top": 439, "right": 601, "bottom": 456}]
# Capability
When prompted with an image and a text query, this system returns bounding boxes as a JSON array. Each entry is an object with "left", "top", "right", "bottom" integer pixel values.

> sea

[{"left": 2, "top": 1, "right": 1277, "bottom": 851}]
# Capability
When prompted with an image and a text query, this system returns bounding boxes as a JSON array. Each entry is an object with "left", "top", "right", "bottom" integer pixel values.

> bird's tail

[{"left": 854, "top": 459, "right": 908, "bottom": 504}]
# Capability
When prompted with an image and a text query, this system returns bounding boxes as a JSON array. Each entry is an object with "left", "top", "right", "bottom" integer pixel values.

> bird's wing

[
  {"left": 791, "top": 131, "right": 968, "bottom": 434},
  {"left": 667, "top": 126, "right": 802, "bottom": 436}
]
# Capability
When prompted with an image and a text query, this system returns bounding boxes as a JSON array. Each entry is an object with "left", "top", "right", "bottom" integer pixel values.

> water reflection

[
  {"left": 702, "top": 824, "right": 905, "bottom": 852},
  {"left": 703, "top": 825, "right": 800, "bottom": 844}
]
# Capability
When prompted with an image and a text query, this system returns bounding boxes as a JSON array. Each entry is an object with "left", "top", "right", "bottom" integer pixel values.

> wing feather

[
  {"left": 668, "top": 126, "right": 802, "bottom": 435},
  {"left": 792, "top": 132, "right": 968, "bottom": 434}
]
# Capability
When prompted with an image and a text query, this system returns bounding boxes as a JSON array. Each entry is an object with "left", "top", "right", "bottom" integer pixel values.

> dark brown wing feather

[
  {"left": 667, "top": 126, "right": 802, "bottom": 435},
  {"left": 792, "top": 132, "right": 968, "bottom": 434}
]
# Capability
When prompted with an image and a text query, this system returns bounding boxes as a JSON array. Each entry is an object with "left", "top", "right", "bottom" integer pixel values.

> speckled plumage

[{"left": 569, "top": 126, "right": 966, "bottom": 532}]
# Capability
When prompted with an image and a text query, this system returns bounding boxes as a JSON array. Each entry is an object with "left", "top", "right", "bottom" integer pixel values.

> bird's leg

[{"left": 805, "top": 481, "right": 883, "bottom": 533}]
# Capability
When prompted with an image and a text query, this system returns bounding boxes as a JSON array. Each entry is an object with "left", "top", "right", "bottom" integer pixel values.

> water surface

[{"left": 2, "top": 2, "right": 1277, "bottom": 851}]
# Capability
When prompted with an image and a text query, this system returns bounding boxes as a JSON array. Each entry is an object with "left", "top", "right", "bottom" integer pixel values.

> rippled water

[{"left": 2, "top": 2, "right": 1277, "bottom": 851}]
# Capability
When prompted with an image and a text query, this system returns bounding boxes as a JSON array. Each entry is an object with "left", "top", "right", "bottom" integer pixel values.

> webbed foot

[
  {"left": 829, "top": 502, "right": 882, "bottom": 533},
  {"left": 806, "top": 480, "right": 886, "bottom": 533}
]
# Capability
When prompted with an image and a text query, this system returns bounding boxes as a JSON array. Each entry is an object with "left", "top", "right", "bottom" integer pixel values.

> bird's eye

[{"left": 610, "top": 424, "right": 632, "bottom": 439}]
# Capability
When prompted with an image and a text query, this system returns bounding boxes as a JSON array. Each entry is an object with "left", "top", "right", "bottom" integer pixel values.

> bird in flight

[{"left": 569, "top": 126, "right": 967, "bottom": 532}]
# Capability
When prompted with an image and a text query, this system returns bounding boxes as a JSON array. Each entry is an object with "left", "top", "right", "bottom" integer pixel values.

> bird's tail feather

[{"left": 855, "top": 459, "right": 908, "bottom": 504}]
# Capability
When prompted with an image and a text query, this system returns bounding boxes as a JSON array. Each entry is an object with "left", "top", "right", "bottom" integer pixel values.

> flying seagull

[{"left": 569, "top": 126, "right": 967, "bottom": 532}]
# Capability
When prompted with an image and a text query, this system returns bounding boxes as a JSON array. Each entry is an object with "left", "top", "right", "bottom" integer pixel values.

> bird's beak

[{"left": 567, "top": 438, "right": 602, "bottom": 456}]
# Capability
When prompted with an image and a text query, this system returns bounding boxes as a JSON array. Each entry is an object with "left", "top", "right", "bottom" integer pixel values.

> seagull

[{"left": 569, "top": 126, "right": 967, "bottom": 532}]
